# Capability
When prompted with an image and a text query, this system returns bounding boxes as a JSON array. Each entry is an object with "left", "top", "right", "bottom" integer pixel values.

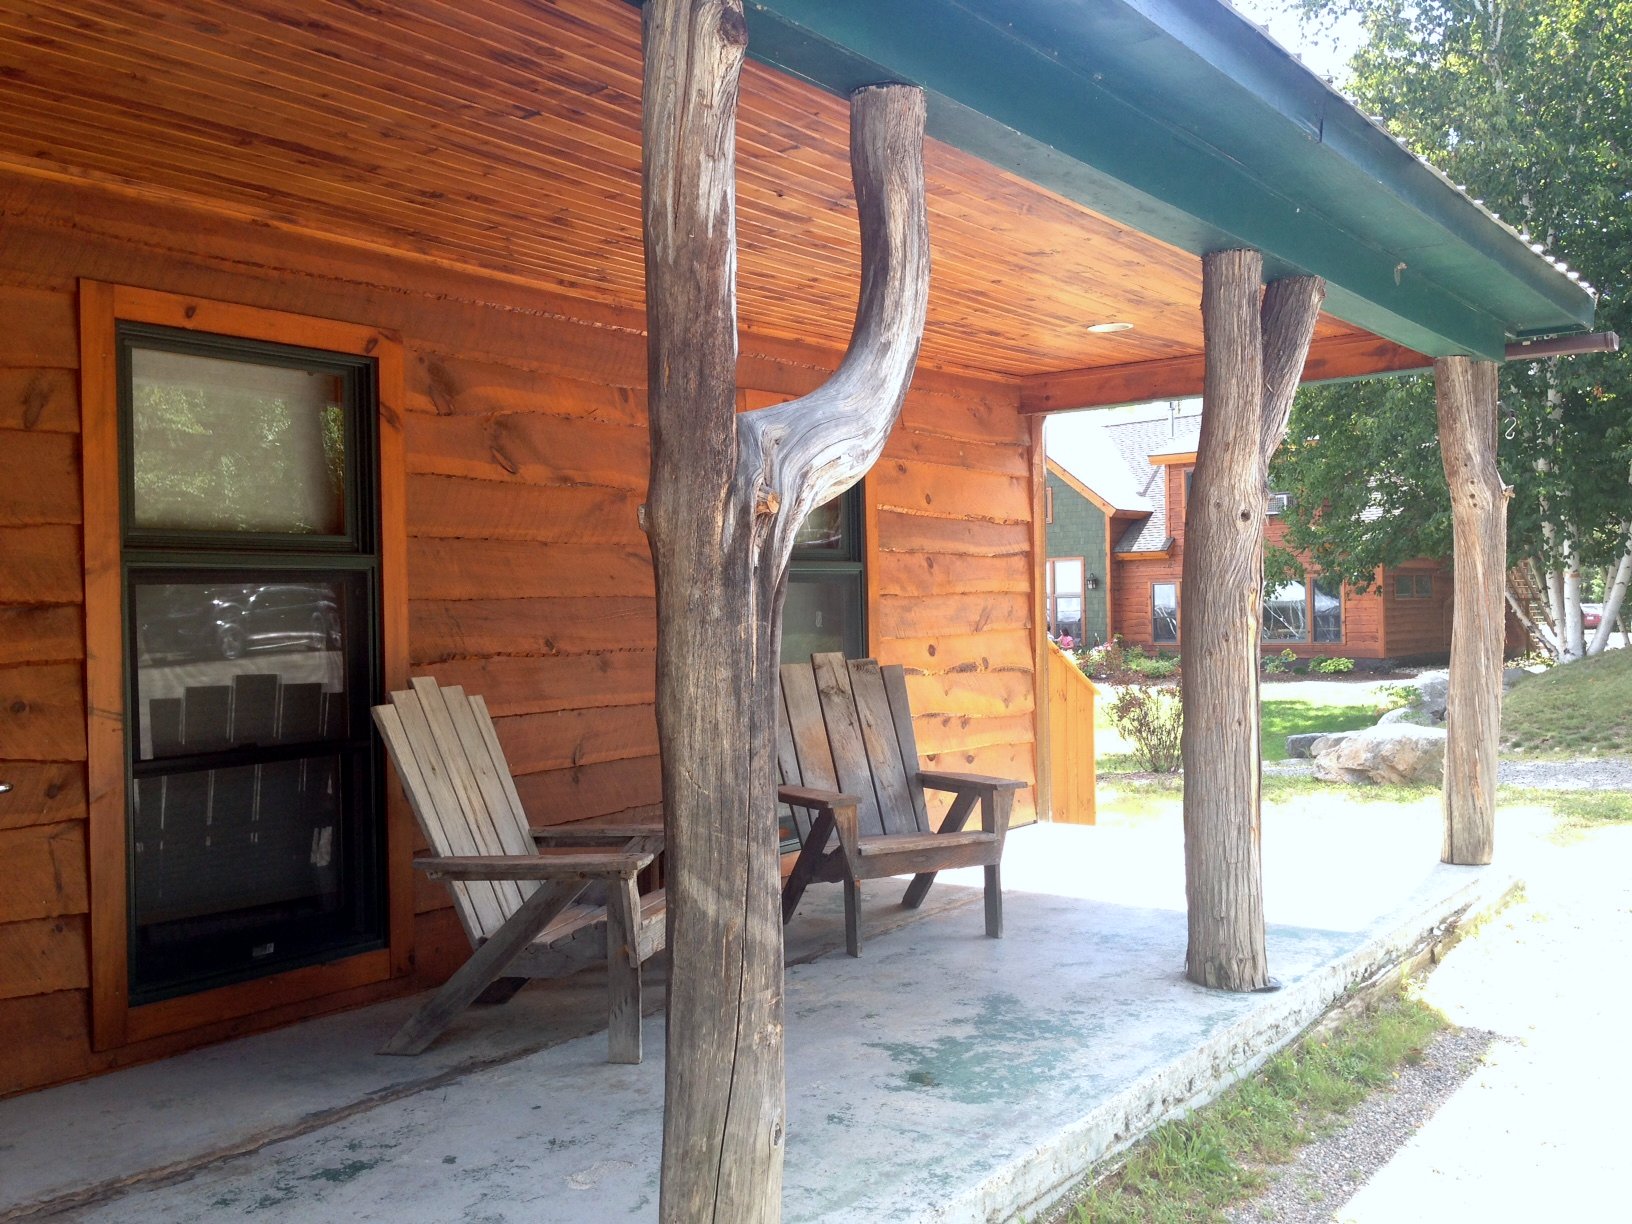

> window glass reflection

[
  {"left": 130, "top": 347, "right": 348, "bottom": 534},
  {"left": 133, "top": 580, "right": 350, "bottom": 761}
]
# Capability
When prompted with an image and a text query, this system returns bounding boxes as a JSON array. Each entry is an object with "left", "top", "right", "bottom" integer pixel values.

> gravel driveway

[{"left": 1263, "top": 754, "right": 1632, "bottom": 791}]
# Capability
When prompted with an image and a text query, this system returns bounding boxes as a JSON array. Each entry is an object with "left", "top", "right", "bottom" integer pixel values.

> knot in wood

[
  {"left": 754, "top": 489, "right": 782, "bottom": 517},
  {"left": 718, "top": 4, "right": 748, "bottom": 47}
]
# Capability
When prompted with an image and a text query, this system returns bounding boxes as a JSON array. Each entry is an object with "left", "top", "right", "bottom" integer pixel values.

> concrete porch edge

[{"left": 954, "top": 862, "right": 1519, "bottom": 1224}]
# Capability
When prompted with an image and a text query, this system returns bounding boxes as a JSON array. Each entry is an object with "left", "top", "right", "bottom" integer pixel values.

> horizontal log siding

[
  {"left": 0, "top": 170, "right": 1038, "bottom": 1095},
  {"left": 1110, "top": 463, "right": 1393, "bottom": 659},
  {"left": 1380, "top": 563, "right": 1455, "bottom": 659},
  {"left": 871, "top": 387, "right": 1039, "bottom": 827}
]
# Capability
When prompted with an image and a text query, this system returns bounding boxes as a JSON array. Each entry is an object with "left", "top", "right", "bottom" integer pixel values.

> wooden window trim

[{"left": 81, "top": 282, "right": 411, "bottom": 1051}]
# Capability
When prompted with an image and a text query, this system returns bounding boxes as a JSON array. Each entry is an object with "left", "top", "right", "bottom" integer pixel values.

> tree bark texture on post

[
  {"left": 641, "top": 2, "right": 930, "bottom": 1219},
  {"left": 1435, "top": 356, "right": 1504, "bottom": 866},
  {"left": 1182, "top": 249, "right": 1323, "bottom": 992}
]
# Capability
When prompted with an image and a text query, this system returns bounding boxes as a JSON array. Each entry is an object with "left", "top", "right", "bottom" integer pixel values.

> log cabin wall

[
  {"left": 1108, "top": 461, "right": 1391, "bottom": 659},
  {"left": 1379, "top": 563, "right": 1455, "bottom": 659},
  {"left": 0, "top": 172, "right": 1039, "bottom": 1097}
]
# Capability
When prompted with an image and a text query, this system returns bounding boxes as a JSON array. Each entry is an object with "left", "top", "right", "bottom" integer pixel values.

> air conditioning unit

[{"left": 1266, "top": 492, "right": 1295, "bottom": 515}]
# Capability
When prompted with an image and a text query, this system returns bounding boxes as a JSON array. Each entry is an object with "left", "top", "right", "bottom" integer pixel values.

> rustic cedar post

[
  {"left": 1435, "top": 357, "right": 1504, "bottom": 864},
  {"left": 641, "top": 1, "right": 930, "bottom": 1219},
  {"left": 1182, "top": 250, "right": 1323, "bottom": 991}
]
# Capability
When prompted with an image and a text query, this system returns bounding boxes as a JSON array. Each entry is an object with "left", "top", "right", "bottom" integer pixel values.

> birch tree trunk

[
  {"left": 1182, "top": 250, "right": 1322, "bottom": 991},
  {"left": 1588, "top": 531, "right": 1632, "bottom": 655},
  {"left": 1435, "top": 356, "right": 1504, "bottom": 866},
  {"left": 642, "top": 3, "right": 929, "bottom": 1218}
]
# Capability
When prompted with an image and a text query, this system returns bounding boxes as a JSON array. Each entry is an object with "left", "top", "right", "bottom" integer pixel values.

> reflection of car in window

[{"left": 138, "top": 583, "right": 340, "bottom": 661}]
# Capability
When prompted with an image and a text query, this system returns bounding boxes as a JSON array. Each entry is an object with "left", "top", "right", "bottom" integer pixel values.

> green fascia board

[{"left": 730, "top": 0, "right": 1596, "bottom": 360}]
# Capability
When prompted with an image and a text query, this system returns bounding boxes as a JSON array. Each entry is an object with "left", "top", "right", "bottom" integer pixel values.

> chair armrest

[
  {"left": 530, "top": 824, "right": 665, "bottom": 853},
  {"left": 778, "top": 785, "right": 862, "bottom": 813},
  {"left": 917, "top": 771, "right": 1027, "bottom": 794},
  {"left": 413, "top": 851, "right": 655, "bottom": 882}
]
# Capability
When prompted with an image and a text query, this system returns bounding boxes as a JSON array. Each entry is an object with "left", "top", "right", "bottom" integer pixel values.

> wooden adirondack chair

[
  {"left": 776, "top": 653, "right": 1025, "bottom": 956},
  {"left": 372, "top": 678, "right": 665, "bottom": 1062}
]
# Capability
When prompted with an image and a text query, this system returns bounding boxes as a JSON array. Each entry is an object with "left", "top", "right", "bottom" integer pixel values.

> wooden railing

[{"left": 1045, "top": 642, "right": 1098, "bottom": 824}]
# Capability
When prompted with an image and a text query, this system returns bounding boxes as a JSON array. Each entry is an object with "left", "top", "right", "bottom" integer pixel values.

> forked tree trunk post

[
  {"left": 641, "top": 1, "right": 930, "bottom": 1219},
  {"left": 1435, "top": 356, "right": 1504, "bottom": 865},
  {"left": 1182, "top": 249, "right": 1323, "bottom": 991}
]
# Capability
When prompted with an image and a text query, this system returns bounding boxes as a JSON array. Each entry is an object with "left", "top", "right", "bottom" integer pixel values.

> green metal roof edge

[{"left": 731, "top": 0, "right": 1596, "bottom": 361}]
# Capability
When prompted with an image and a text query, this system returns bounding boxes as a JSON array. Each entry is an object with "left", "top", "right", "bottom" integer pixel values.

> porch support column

[
  {"left": 1435, "top": 357, "right": 1504, "bottom": 864},
  {"left": 1182, "top": 249, "right": 1323, "bottom": 991},
  {"left": 642, "top": 2, "right": 930, "bottom": 1219}
]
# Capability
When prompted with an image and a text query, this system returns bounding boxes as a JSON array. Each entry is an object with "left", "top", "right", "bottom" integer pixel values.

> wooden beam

[
  {"left": 1018, "top": 332, "right": 1427, "bottom": 414},
  {"left": 643, "top": 1, "right": 929, "bottom": 1218},
  {"left": 1435, "top": 356, "right": 1503, "bottom": 865},
  {"left": 1181, "top": 251, "right": 1323, "bottom": 992}
]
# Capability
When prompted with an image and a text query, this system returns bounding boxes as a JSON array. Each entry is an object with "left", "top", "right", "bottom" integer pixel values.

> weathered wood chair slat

[
  {"left": 372, "top": 681, "right": 665, "bottom": 1062},
  {"left": 778, "top": 653, "right": 1026, "bottom": 956}
]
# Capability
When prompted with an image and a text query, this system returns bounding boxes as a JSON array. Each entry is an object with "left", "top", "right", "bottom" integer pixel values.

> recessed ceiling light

[{"left": 1087, "top": 321, "right": 1134, "bottom": 333}]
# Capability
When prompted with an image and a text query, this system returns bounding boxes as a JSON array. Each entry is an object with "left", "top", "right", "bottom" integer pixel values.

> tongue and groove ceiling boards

[{"left": 0, "top": 0, "right": 1593, "bottom": 400}]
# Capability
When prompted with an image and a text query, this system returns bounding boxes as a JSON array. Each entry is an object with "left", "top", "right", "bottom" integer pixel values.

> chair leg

[
  {"left": 381, "top": 880, "right": 584, "bottom": 1056},
  {"left": 901, "top": 870, "right": 937, "bottom": 909},
  {"left": 843, "top": 876, "right": 862, "bottom": 957},
  {"left": 605, "top": 876, "right": 643, "bottom": 1064},
  {"left": 782, "top": 811, "right": 836, "bottom": 924},
  {"left": 984, "top": 862, "right": 1002, "bottom": 939}
]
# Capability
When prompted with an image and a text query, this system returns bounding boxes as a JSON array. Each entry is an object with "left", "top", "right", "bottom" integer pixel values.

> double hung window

[{"left": 119, "top": 326, "right": 385, "bottom": 1003}]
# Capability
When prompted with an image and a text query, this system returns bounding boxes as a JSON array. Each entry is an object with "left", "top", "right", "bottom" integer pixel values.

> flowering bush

[{"left": 1105, "top": 684, "right": 1183, "bottom": 773}]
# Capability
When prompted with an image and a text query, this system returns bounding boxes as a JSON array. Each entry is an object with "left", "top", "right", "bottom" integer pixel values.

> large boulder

[
  {"left": 1407, "top": 670, "right": 1450, "bottom": 721},
  {"left": 1312, "top": 724, "right": 1446, "bottom": 786},
  {"left": 1285, "top": 732, "right": 1326, "bottom": 759},
  {"left": 1378, "top": 705, "right": 1435, "bottom": 726}
]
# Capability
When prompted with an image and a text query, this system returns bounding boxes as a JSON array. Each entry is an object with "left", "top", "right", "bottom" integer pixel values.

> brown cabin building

[
  {"left": 1046, "top": 407, "right": 1454, "bottom": 662},
  {"left": 0, "top": 0, "right": 1593, "bottom": 1102}
]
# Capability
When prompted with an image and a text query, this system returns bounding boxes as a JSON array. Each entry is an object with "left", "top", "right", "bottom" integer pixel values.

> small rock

[
  {"left": 1313, "top": 724, "right": 1446, "bottom": 785},
  {"left": 1502, "top": 667, "right": 1530, "bottom": 691},
  {"left": 1285, "top": 732, "right": 1326, "bottom": 759}
]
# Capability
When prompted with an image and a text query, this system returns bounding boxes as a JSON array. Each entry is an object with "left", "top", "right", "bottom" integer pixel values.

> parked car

[
  {"left": 138, "top": 583, "right": 341, "bottom": 661},
  {"left": 1582, "top": 604, "right": 1604, "bottom": 630}
]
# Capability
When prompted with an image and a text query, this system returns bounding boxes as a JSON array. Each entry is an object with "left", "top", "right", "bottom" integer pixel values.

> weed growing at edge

[{"left": 1046, "top": 991, "right": 1446, "bottom": 1224}]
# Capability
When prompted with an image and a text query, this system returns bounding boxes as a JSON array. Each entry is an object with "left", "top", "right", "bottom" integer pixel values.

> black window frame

[
  {"left": 782, "top": 481, "right": 867, "bottom": 663},
  {"left": 117, "top": 322, "right": 388, "bottom": 1005},
  {"left": 1152, "top": 581, "right": 1179, "bottom": 644}
]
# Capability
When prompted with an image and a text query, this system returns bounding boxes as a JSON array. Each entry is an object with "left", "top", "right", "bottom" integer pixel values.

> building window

[
  {"left": 1263, "top": 576, "right": 1344, "bottom": 644},
  {"left": 120, "top": 324, "right": 385, "bottom": 1004},
  {"left": 1047, "top": 558, "right": 1087, "bottom": 643},
  {"left": 1152, "top": 582, "right": 1179, "bottom": 643},
  {"left": 1313, "top": 576, "right": 1343, "bottom": 642},
  {"left": 1395, "top": 572, "right": 1434, "bottom": 599},
  {"left": 782, "top": 483, "right": 866, "bottom": 664}
]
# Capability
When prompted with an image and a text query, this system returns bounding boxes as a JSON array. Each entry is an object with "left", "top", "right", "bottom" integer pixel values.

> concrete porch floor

[{"left": 1, "top": 811, "right": 1516, "bottom": 1223}]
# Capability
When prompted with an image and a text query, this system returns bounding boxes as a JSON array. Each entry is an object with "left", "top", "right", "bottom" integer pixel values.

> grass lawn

[{"left": 1502, "top": 647, "right": 1632, "bottom": 756}]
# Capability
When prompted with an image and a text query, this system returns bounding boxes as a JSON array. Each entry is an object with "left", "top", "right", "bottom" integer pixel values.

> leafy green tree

[{"left": 1269, "top": 0, "right": 1632, "bottom": 652}]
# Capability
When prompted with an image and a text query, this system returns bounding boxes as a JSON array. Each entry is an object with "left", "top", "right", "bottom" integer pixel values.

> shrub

[
  {"left": 1262, "top": 648, "right": 1298, "bottom": 675},
  {"left": 1311, "top": 656, "right": 1355, "bottom": 674},
  {"left": 1105, "top": 684, "right": 1184, "bottom": 772},
  {"left": 1080, "top": 637, "right": 1127, "bottom": 681},
  {"left": 1124, "top": 651, "right": 1180, "bottom": 680}
]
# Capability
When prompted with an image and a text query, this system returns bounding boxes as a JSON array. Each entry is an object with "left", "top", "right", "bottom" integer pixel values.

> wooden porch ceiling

[{"left": 0, "top": 0, "right": 1405, "bottom": 403}]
